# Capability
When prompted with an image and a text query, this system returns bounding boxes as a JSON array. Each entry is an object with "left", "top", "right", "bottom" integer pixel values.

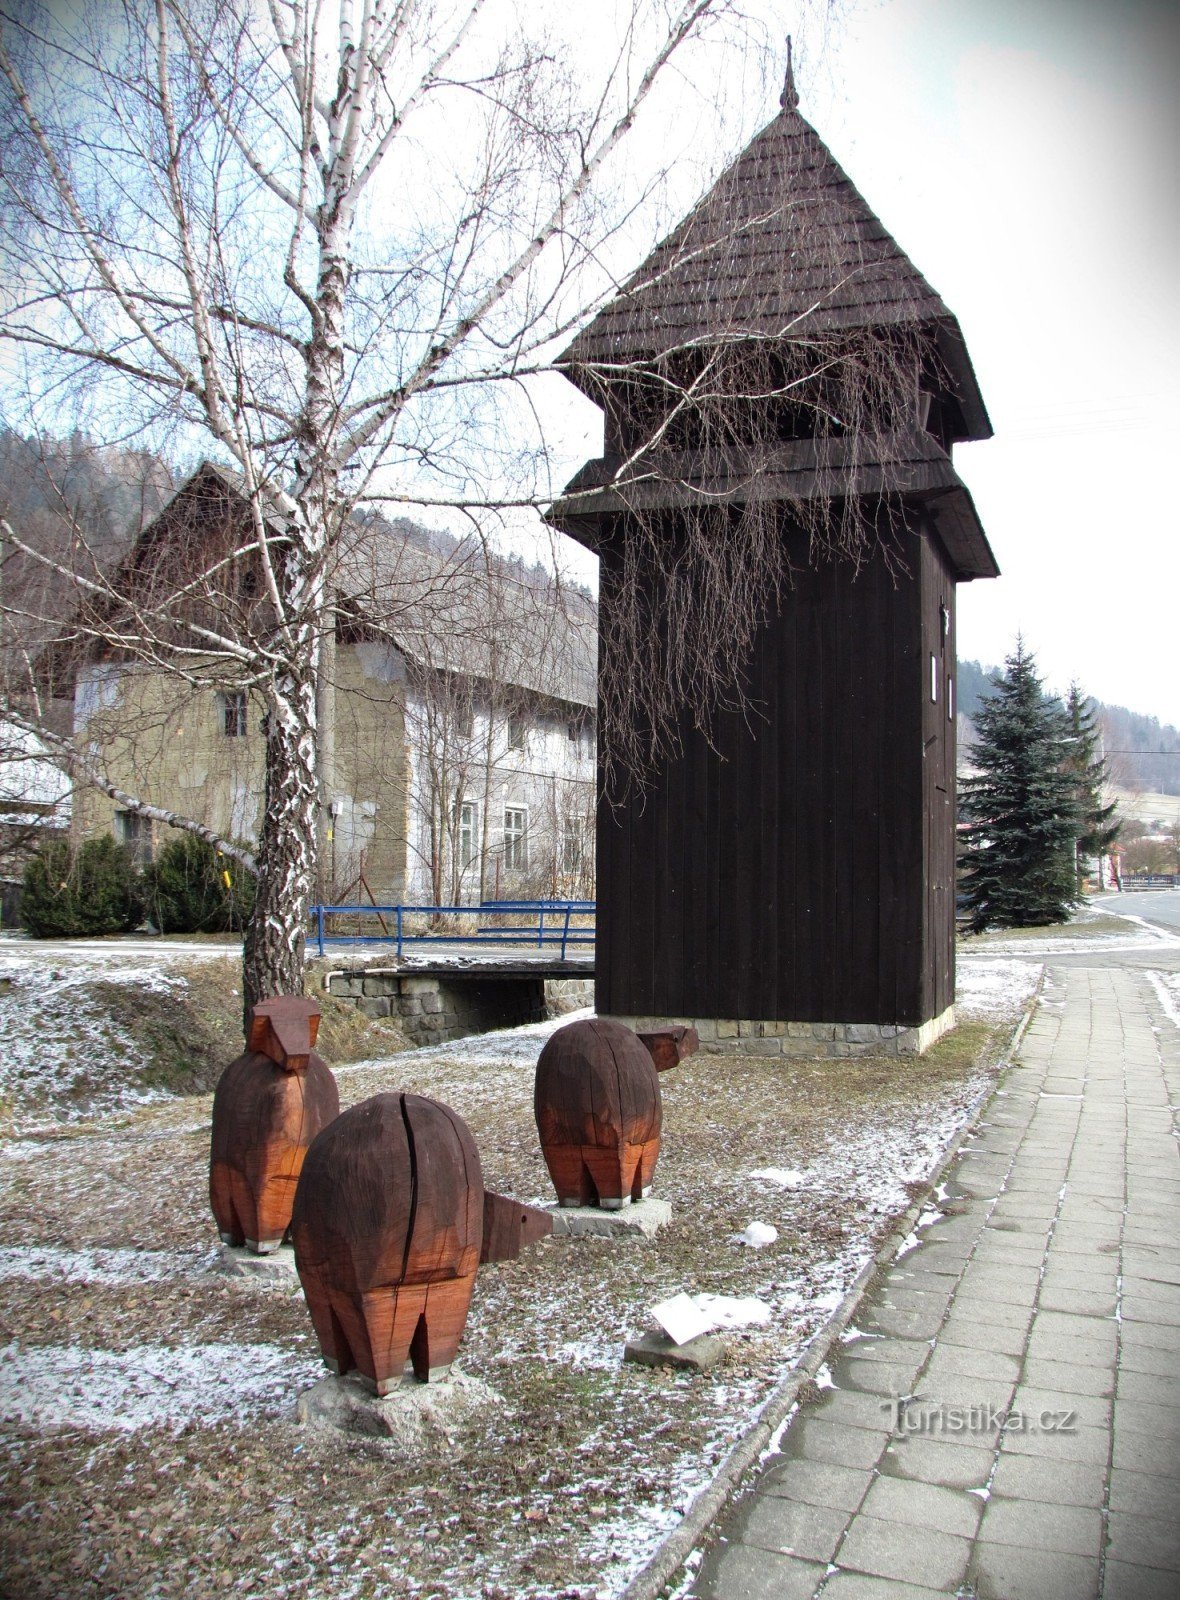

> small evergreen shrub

[
  {"left": 144, "top": 831, "right": 256, "bottom": 933},
  {"left": 22, "top": 835, "right": 143, "bottom": 937}
]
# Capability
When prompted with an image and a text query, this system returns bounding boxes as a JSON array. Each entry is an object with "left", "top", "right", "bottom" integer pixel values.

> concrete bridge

[{"left": 316, "top": 948, "right": 595, "bottom": 1048}]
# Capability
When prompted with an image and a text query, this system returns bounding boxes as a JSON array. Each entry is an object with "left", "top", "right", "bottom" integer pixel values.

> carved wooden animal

[
  {"left": 210, "top": 997, "right": 340, "bottom": 1253},
  {"left": 293, "top": 1092, "right": 485, "bottom": 1392},
  {"left": 534, "top": 1018, "right": 662, "bottom": 1208},
  {"left": 293, "top": 1097, "right": 553, "bottom": 1391},
  {"left": 481, "top": 1190, "right": 553, "bottom": 1264},
  {"left": 638, "top": 1024, "right": 700, "bottom": 1073}
]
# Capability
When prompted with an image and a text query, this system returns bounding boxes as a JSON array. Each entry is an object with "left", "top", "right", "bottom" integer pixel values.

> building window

[
  {"left": 947, "top": 677, "right": 955, "bottom": 721},
  {"left": 503, "top": 806, "right": 528, "bottom": 870},
  {"left": 455, "top": 699, "right": 474, "bottom": 739},
  {"left": 507, "top": 713, "right": 526, "bottom": 751},
  {"left": 458, "top": 800, "right": 479, "bottom": 868},
  {"left": 220, "top": 690, "right": 248, "bottom": 737},
  {"left": 930, "top": 654, "right": 939, "bottom": 703},
  {"left": 115, "top": 810, "right": 153, "bottom": 868}
]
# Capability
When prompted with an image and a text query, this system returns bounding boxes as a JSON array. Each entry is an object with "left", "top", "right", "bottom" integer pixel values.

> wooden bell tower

[{"left": 551, "top": 63, "right": 998, "bottom": 1057}]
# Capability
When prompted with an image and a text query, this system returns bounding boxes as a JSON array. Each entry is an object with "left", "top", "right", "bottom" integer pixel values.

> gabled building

[
  {"left": 551, "top": 65, "right": 997, "bottom": 1054},
  {"left": 68, "top": 465, "right": 596, "bottom": 906}
]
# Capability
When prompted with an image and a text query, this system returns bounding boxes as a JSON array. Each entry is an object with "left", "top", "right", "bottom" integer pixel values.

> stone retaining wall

[{"left": 324, "top": 969, "right": 594, "bottom": 1048}]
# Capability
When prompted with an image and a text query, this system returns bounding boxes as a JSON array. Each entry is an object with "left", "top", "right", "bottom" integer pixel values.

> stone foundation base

[
  {"left": 296, "top": 1368, "right": 500, "bottom": 1442},
  {"left": 608, "top": 1005, "right": 956, "bottom": 1060},
  {"left": 216, "top": 1242, "right": 300, "bottom": 1282},
  {"left": 544, "top": 977, "right": 596, "bottom": 1015},
  {"left": 546, "top": 1197, "right": 672, "bottom": 1239}
]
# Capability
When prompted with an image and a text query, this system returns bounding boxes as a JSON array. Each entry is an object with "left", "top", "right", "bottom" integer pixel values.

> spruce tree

[
  {"left": 143, "top": 832, "right": 256, "bottom": 934},
  {"left": 959, "top": 640, "right": 1079, "bottom": 931},
  {"left": 21, "top": 836, "right": 143, "bottom": 937},
  {"left": 1063, "top": 682, "right": 1120, "bottom": 890}
]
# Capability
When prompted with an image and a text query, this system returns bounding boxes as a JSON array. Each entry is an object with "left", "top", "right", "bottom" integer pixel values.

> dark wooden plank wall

[
  {"left": 919, "top": 528, "right": 958, "bottom": 1021},
  {"left": 597, "top": 524, "right": 955, "bottom": 1027}
]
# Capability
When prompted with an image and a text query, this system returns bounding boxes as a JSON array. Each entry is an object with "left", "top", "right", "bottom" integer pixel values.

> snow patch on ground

[
  {"left": 336, "top": 1008, "right": 594, "bottom": 1107},
  {"left": 955, "top": 957, "right": 1042, "bottom": 1021},
  {"left": 553, "top": 1337, "right": 621, "bottom": 1371},
  {"left": 748, "top": 1166, "right": 806, "bottom": 1189},
  {"left": 0, "top": 1340, "right": 321, "bottom": 1433},
  {"left": 341, "top": 1007, "right": 592, "bottom": 1072},
  {"left": 962, "top": 919, "right": 1180, "bottom": 957},
  {"left": 1147, "top": 971, "right": 1180, "bottom": 1031},
  {"left": 802, "top": 1098, "right": 979, "bottom": 1220},
  {"left": 732, "top": 1221, "right": 778, "bottom": 1248},
  {"left": 0, "top": 960, "right": 186, "bottom": 1128},
  {"left": 0, "top": 1245, "right": 211, "bottom": 1286},
  {"left": 0, "top": 935, "right": 238, "bottom": 967}
]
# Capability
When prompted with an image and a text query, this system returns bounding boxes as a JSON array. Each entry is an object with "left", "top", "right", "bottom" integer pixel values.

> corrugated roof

[{"left": 562, "top": 96, "right": 990, "bottom": 441}]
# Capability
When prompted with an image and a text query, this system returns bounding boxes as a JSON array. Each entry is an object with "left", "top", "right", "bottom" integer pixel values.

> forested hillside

[
  {"left": 0, "top": 430, "right": 175, "bottom": 664},
  {"left": 958, "top": 657, "right": 1180, "bottom": 798}
]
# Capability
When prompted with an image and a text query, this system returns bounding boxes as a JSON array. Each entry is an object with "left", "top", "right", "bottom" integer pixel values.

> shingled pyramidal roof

[{"left": 555, "top": 61, "right": 997, "bottom": 579}]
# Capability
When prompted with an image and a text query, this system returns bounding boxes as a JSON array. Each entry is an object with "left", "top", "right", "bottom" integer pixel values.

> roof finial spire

[{"left": 780, "top": 36, "right": 799, "bottom": 112}]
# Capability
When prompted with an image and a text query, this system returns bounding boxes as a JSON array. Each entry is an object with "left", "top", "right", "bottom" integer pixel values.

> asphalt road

[
  {"left": 1092, "top": 889, "right": 1180, "bottom": 934},
  {"left": 986, "top": 893, "right": 1180, "bottom": 974}
]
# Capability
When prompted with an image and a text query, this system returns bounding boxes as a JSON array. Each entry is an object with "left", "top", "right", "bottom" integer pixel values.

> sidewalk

[{"left": 690, "top": 966, "right": 1180, "bottom": 1599}]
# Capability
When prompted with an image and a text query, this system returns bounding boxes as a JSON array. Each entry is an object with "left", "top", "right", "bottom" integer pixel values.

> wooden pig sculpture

[
  {"left": 535, "top": 1017, "right": 662, "bottom": 1208},
  {"left": 210, "top": 996, "right": 340, "bottom": 1254},
  {"left": 292, "top": 1092, "right": 552, "bottom": 1392}
]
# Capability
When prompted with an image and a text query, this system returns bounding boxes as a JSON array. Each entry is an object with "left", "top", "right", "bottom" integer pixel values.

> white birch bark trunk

[
  {"left": 242, "top": 187, "right": 351, "bottom": 1008},
  {"left": 243, "top": 646, "right": 319, "bottom": 1012}
]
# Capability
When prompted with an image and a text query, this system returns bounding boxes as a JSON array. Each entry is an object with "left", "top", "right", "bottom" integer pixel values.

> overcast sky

[{"left": 804, "top": 0, "right": 1180, "bottom": 720}]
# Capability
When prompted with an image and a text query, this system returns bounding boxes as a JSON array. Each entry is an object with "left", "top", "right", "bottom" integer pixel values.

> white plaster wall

[{"left": 403, "top": 690, "right": 595, "bottom": 904}]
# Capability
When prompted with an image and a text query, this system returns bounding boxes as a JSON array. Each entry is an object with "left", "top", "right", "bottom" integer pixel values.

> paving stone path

[{"left": 691, "top": 966, "right": 1180, "bottom": 1599}]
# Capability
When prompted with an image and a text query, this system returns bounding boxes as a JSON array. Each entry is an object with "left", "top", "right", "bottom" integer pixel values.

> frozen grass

[
  {"left": 0, "top": 952, "right": 405, "bottom": 1135},
  {"left": 0, "top": 1342, "right": 322, "bottom": 1434},
  {"left": 955, "top": 956, "right": 1043, "bottom": 1021},
  {"left": 0, "top": 960, "right": 184, "bottom": 1130},
  {"left": 958, "top": 906, "right": 1180, "bottom": 955},
  {"left": 0, "top": 953, "right": 1028, "bottom": 1598}
]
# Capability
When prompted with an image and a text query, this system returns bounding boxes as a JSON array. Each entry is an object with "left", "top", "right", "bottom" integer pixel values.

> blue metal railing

[{"left": 310, "top": 899, "right": 595, "bottom": 961}]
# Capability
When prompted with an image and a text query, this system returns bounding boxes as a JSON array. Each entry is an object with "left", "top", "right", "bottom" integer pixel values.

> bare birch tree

[{"left": 0, "top": 0, "right": 781, "bottom": 1006}]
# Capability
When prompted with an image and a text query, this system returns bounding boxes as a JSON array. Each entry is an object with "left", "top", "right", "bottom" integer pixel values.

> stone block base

[
  {"left": 624, "top": 1331, "right": 726, "bottom": 1373},
  {"left": 608, "top": 1005, "right": 956, "bottom": 1060},
  {"left": 295, "top": 1369, "right": 500, "bottom": 1443},
  {"left": 216, "top": 1242, "right": 299, "bottom": 1283},
  {"left": 547, "top": 1197, "right": 672, "bottom": 1239}
]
